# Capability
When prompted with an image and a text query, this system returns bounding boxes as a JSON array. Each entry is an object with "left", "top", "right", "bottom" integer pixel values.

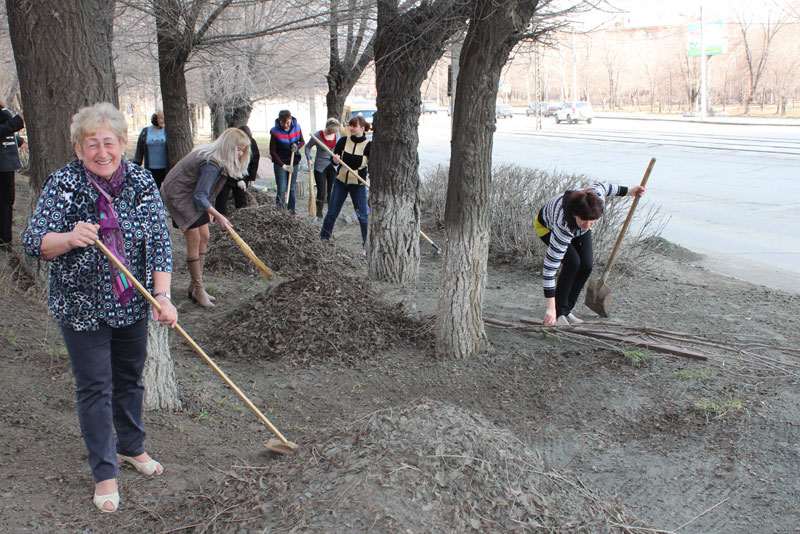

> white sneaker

[
  {"left": 566, "top": 313, "right": 583, "bottom": 324},
  {"left": 556, "top": 315, "right": 570, "bottom": 326}
]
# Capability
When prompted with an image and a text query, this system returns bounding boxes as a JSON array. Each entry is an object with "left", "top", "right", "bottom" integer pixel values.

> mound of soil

[
  {"left": 641, "top": 236, "right": 704, "bottom": 263},
  {"left": 207, "top": 270, "right": 434, "bottom": 365},
  {"left": 204, "top": 202, "right": 359, "bottom": 277},
  {"left": 188, "top": 400, "right": 636, "bottom": 533}
]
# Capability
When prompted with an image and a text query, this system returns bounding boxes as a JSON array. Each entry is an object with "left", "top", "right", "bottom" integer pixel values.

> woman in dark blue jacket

[{"left": 0, "top": 101, "right": 26, "bottom": 252}]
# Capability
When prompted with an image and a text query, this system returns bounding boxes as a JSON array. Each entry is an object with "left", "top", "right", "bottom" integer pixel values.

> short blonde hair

[
  {"left": 70, "top": 102, "right": 128, "bottom": 147},
  {"left": 324, "top": 118, "right": 340, "bottom": 134},
  {"left": 195, "top": 127, "right": 250, "bottom": 178}
]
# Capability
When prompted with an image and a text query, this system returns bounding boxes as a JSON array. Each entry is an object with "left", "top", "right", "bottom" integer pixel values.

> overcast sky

[{"left": 582, "top": 0, "right": 773, "bottom": 27}]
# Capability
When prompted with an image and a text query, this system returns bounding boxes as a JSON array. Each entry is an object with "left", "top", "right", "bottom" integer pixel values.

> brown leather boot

[
  {"left": 198, "top": 250, "right": 215, "bottom": 301},
  {"left": 187, "top": 257, "right": 214, "bottom": 309}
]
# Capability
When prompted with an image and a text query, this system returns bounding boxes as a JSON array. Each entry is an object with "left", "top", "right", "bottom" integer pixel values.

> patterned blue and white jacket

[{"left": 23, "top": 159, "right": 172, "bottom": 331}]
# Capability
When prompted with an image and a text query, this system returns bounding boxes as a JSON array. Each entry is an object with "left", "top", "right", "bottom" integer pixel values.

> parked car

[
  {"left": 526, "top": 102, "right": 559, "bottom": 117},
  {"left": 495, "top": 104, "right": 514, "bottom": 119},
  {"left": 421, "top": 101, "right": 439, "bottom": 114},
  {"left": 341, "top": 102, "right": 377, "bottom": 138},
  {"left": 554, "top": 102, "right": 593, "bottom": 124}
]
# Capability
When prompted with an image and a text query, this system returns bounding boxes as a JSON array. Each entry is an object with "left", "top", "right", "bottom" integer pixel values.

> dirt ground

[{"left": 1, "top": 174, "right": 799, "bottom": 534}]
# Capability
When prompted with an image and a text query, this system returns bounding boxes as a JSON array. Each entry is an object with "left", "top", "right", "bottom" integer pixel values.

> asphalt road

[{"left": 417, "top": 112, "right": 800, "bottom": 293}]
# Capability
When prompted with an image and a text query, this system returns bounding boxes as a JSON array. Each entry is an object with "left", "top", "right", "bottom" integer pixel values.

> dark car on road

[
  {"left": 495, "top": 104, "right": 514, "bottom": 119},
  {"left": 526, "top": 102, "right": 559, "bottom": 117}
]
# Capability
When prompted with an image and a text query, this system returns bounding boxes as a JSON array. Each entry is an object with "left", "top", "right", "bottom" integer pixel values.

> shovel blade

[{"left": 584, "top": 278, "right": 611, "bottom": 318}]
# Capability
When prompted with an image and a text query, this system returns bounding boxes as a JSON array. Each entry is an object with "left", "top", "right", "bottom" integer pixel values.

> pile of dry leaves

[
  {"left": 203, "top": 203, "right": 433, "bottom": 365},
  {"left": 171, "top": 401, "right": 642, "bottom": 533}
]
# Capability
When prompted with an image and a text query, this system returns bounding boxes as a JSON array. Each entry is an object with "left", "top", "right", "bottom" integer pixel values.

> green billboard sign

[{"left": 687, "top": 20, "right": 727, "bottom": 57}]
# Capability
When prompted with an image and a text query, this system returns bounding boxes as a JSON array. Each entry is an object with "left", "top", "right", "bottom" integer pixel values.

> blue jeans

[
  {"left": 274, "top": 162, "right": 300, "bottom": 214},
  {"left": 61, "top": 319, "right": 149, "bottom": 482},
  {"left": 320, "top": 180, "right": 369, "bottom": 245}
]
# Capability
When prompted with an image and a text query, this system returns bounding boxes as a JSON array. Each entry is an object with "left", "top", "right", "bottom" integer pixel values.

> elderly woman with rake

[{"left": 23, "top": 102, "right": 177, "bottom": 513}]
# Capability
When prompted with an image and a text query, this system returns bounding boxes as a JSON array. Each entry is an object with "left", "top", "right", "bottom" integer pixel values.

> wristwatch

[{"left": 154, "top": 292, "right": 172, "bottom": 300}]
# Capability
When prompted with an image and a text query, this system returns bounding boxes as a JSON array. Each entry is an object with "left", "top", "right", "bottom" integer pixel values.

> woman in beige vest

[
  {"left": 319, "top": 116, "right": 370, "bottom": 254},
  {"left": 161, "top": 128, "right": 251, "bottom": 308}
]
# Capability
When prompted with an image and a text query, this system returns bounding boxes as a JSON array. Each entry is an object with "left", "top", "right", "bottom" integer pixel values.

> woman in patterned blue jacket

[
  {"left": 535, "top": 182, "right": 646, "bottom": 326},
  {"left": 23, "top": 103, "right": 177, "bottom": 514}
]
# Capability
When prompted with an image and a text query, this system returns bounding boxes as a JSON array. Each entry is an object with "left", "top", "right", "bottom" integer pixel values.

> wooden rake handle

[
  {"left": 310, "top": 133, "right": 442, "bottom": 254},
  {"left": 601, "top": 157, "right": 656, "bottom": 284},
  {"left": 284, "top": 151, "right": 295, "bottom": 205},
  {"left": 226, "top": 226, "right": 275, "bottom": 279},
  {"left": 308, "top": 165, "right": 316, "bottom": 217},
  {"left": 310, "top": 133, "right": 367, "bottom": 187},
  {"left": 94, "top": 239, "right": 292, "bottom": 445}
]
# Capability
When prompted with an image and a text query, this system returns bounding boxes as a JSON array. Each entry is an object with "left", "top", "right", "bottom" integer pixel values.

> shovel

[
  {"left": 309, "top": 133, "right": 442, "bottom": 254},
  {"left": 584, "top": 157, "right": 655, "bottom": 317},
  {"left": 94, "top": 239, "right": 297, "bottom": 455}
]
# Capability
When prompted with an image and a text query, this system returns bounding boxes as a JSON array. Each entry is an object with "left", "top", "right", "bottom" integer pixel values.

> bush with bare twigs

[{"left": 420, "top": 164, "right": 667, "bottom": 272}]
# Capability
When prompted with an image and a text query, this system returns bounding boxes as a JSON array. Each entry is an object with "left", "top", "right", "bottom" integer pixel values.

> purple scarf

[{"left": 84, "top": 161, "right": 135, "bottom": 305}]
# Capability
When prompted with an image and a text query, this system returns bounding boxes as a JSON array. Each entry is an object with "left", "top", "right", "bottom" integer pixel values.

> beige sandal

[
  {"left": 93, "top": 491, "right": 119, "bottom": 513},
  {"left": 117, "top": 453, "right": 164, "bottom": 476}
]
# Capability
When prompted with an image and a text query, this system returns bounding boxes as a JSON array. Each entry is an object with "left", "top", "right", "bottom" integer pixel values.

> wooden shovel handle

[
  {"left": 601, "top": 157, "right": 655, "bottom": 283},
  {"left": 94, "top": 239, "right": 292, "bottom": 445}
]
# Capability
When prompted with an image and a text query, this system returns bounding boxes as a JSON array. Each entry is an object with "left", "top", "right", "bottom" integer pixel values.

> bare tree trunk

[
  {"left": 436, "top": 0, "right": 539, "bottom": 360},
  {"left": 6, "top": 0, "right": 118, "bottom": 286},
  {"left": 155, "top": 0, "right": 195, "bottom": 165},
  {"left": 143, "top": 322, "right": 181, "bottom": 411},
  {"left": 325, "top": 0, "right": 378, "bottom": 121},
  {"left": 210, "top": 102, "right": 227, "bottom": 139},
  {"left": 6, "top": 0, "right": 118, "bottom": 193},
  {"left": 369, "top": 0, "right": 468, "bottom": 283}
]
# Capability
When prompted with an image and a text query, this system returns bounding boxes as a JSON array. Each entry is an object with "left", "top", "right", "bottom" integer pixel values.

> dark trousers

[
  {"left": 274, "top": 162, "right": 300, "bottom": 214},
  {"left": 150, "top": 168, "right": 167, "bottom": 189},
  {"left": 541, "top": 230, "right": 594, "bottom": 317},
  {"left": 0, "top": 171, "right": 15, "bottom": 246},
  {"left": 320, "top": 180, "right": 369, "bottom": 246},
  {"left": 214, "top": 179, "right": 248, "bottom": 217},
  {"left": 314, "top": 165, "right": 336, "bottom": 217},
  {"left": 61, "top": 319, "right": 149, "bottom": 482}
]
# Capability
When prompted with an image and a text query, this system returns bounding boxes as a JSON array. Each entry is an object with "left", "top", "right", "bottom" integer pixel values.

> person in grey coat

[{"left": 304, "top": 118, "right": 340, "bottom": 221}]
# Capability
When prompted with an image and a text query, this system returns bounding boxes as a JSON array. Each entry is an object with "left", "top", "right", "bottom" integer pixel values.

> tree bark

[
  {"left": 369, "top": 0, "right": 468, "bottom": 283},
  {"left": 155, "top": 1, "right": 195, "bottom": 165},
  {"left": 6, "top": 0, "right": 118, "bottom": 193},
  {"left": 143, "top": 322, "right": 182, "bottom": 411},
  {"left": 6, "top": 0, "right": 118, "bottom": 287},
  {"left": 436, "top": 0, "right": 539, "bottom": 360}
]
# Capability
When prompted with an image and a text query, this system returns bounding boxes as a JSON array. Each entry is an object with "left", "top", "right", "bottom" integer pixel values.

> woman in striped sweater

[{"left": 535, "top": 182, "right": 646, "bottom": 326}]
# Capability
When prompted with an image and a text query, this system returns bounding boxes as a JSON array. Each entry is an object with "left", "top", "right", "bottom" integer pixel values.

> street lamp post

[{"left": 700, "top": 5, "right": 707, "bottom": 120}]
